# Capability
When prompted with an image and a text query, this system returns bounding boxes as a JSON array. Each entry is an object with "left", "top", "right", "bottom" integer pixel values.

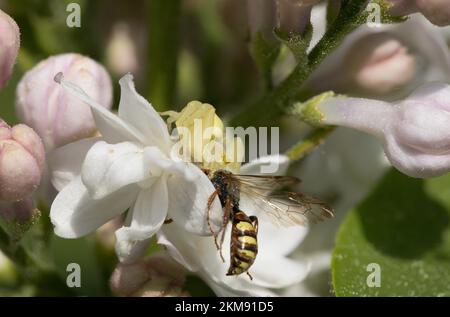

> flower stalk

[{"left": 286, "top": 126, "right": 335, "bottom": 162}]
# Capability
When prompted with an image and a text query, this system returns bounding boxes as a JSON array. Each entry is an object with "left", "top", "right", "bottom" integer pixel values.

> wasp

[{"left": 204, "top": 169, "right": 334, "bottom": 280}]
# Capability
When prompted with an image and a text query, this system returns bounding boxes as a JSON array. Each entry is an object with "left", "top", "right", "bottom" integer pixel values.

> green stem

[
  {"left": 229, "top": 0, "right": 370, "bottom": 127},
  {"left": 0, "top": 220, "right": 69, "bottom": 295},
  {"left": 147, "top": 0, "right": 182, "bottom": 111},
  {"left": 286, "top": 126, "right": 335, "bottom": 162}
]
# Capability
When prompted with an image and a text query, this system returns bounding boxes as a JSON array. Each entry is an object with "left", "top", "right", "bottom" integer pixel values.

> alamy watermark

[
  {"left": 366, "top": 263, "right": 381, "bottom": 288},
  {"left": 170, "top": 119, "right": 281, "bottom": 174},
  {"left": 66, "top": 3, "right": 81, "bottom": 28},
  {"left": 366, "top": 3, "right": 382, "bottom": 28},
  {"left": 66, "top": 263, "right": 81, "bottom": 288}
]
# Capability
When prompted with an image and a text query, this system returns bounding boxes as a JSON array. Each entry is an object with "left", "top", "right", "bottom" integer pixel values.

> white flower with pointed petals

[
  {"left": 49, "top": 73, "right": 223, "bottom": 263},
  {"left": 157, "top": 155, "right": 311, "bottom": 296}
]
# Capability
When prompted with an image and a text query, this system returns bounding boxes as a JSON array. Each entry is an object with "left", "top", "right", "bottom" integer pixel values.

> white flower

[
  {"left": 157, "top": 155, "right": 311, "bottom": 296},
  {"left": 49, "top": 73, "right": 223, "bottom": 263},
  {"left": 295, "top": 82, "right": 450, "bottom": 178}
]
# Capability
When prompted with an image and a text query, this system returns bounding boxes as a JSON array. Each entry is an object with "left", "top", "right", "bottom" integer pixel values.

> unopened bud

[
  {"left": 16, "top": 53, "right": 113, "bottom": 150},
  {"left": 0, "top": 10, "right": 20, "bottom": 88},
  {"left": 0, "top": 121, "right": 45, "bottom": 202},
  {"left": 110, "top": 252, "right": 188, "bottom": 297}
]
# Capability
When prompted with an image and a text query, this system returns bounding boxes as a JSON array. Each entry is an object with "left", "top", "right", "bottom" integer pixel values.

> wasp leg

[
  {"left": 207, "top": 190, "right": 220, "bottom": 249},
  {"left": 246, "top": 271, "right": 253, "bottom": 281}
]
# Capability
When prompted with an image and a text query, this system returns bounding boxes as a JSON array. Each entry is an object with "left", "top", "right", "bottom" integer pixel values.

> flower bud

[
  {"left": 388, "top": 0, "right": 419, "bottom": 16},
  {"left": 277, "top": 0, "right": 320, "bottom": 35},
  {"left": 390, "top": 0, "right": 450, "bottom": 26},
  {"left": 16, "top": 53, "right": 113, "bottom": 150},
  {"left": 294, "top": 82, "right": 450, "bottom": 178},
  {"left": 110, "top": 252, "right": 188, "bottom": 297},
  {"left": 0, "top": 121, "right": 45, "bottom": 202},
  {"left": 343, "top": 35, "right": 416, "bottom": 96},
  {"left": 0, "top": 9, "right": 20, "bottom": 88},
  {"left": 415, "top": 0, "right": 450, "bottom": 26},
  {"left": 106, "top": 23, "right": 138, "bottom": 75},
  {"left": 247, "top": 0, "right": 277, "bottom": 40},
  {"left": 305, "top": 16, "right": 448, "bottom": 99}
]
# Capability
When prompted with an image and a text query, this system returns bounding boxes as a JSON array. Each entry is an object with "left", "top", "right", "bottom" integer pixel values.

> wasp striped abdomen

[{"left": 227, "top": 210, "right": 258, "bottom": 278}]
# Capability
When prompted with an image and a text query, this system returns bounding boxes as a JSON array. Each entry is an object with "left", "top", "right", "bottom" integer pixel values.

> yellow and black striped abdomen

[{"left": 227, "top": 210, "right": 258, "bottom": 277}]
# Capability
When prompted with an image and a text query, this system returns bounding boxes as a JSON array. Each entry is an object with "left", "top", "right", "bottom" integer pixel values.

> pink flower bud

[
  {"left": 110, "top": 252, "right": 188, "bottom": 297},
  {"left": 296, "top": 82, "right": 450, "bottom": 178},
  {"left": 305, "top": 16, "right": 448, "bottom": 99},
  {"left": 277, "top": 0, "right": 320, "bottom": 35},
  {"left": 247, "top": 0, "right": 277, "bottom": 39},
  {"left": 0, "top": 121, "right": 45, "bottom": 202},
  {"left": 16, "top": 53, "right": 113, "bottom": 150},
  {"left": 0, "top": 9, "right": 20, "bottom": 88},
  {"left": 415, "top": 0, "right": 450, "bottom": 26},
  {"left": 344, "top": 35, "right": 416, "bottom": 96},
  {"left": 388, "top": 0, "right": 419, "bottom": 16},
  {"left": 390, "top": 0, "right": 450, "bottom": 26}
]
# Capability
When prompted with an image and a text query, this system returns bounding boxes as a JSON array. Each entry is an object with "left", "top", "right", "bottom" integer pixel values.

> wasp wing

[
  {"left": 229, "top": 174, "right": 300, "bottom": 194},
  {"left": 229, "top": 174, "right": 334, "bottom": 227}
]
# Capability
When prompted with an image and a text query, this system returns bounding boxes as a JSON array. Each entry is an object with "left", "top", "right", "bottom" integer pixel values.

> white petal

[
  {"left": 50, "top": 177, "right": 138, "bottom": 238},
  {"left": 118, "top": 74, "right": 171, "bottom": 152},
  {"left": 257, "top": 218, "right": 308, "bottom": 257},
  {"left": 159, "top": 223, "right": 294, "bottom": 295},
  {"left": 240, "top": 154, "right": 290, "bottom": 176},
  {"left": 157, "top": 228, "right": 199, "bottom": 272},
  {"left": 204, "top": 275, "right": 277, "bottom": 297},
  {"left": 56, "top": 74, "right": 146, "bottom": 144},
  {"left": 115, "top": 179, "right": 168, "bottom": 263},
  {"left": 166, "top": 163, "right": 223, "bottom": 235},
  {"left": 48, "top": 137, "right": 101, "bottom": 191},
  {"left": 81, "top": 141, "right": 165, "bottom": 199},
  {"left": 250, "top": 255, "right": 310, "bottom": 289},
  {"left": 282, "top": 252, "right": 332, "bottom": 297}
]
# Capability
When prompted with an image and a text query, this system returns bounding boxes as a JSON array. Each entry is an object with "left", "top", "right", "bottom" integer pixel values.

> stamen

[{"left": 52, "top": 72, "right": 146, "bottom": 143}]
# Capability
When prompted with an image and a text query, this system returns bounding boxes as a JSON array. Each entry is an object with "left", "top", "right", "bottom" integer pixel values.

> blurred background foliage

[{"left": 0, "top": 0, "right": 261, "bottom": 125}]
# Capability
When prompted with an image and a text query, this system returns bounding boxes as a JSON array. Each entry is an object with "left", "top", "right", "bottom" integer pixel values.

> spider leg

[
  {"left": 207, "top": 190, "right": 220, "bottom": 249},
  {"left": 218, "top": 199, "right": 232, "bottom": 262}
]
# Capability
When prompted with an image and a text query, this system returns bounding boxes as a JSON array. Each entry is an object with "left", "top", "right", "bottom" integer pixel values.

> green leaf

[
  {"left": 332, "top": 169, "right": 450, "bottom": 296},
  {"left": 49, "top": 235, "right": 106, "bottom": 296}
]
